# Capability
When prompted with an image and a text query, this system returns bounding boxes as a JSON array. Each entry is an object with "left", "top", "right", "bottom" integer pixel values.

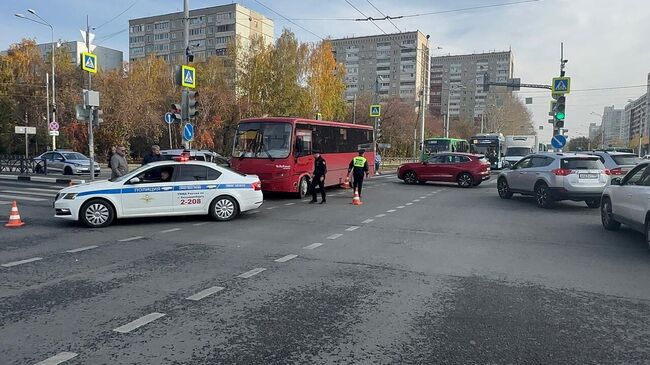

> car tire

[
  {"left": 80, "top": 199, "right": 115, "bottom": 228},
  {"left": 457, "top": 173, "right": 473, "bottom": 188},
  {"left": 600, "top": 197, "right": 620, "bottom": 231},
  {"left": 534, "top": 183, "right": 553, "bottom": 208},
  {"left": 645, "top": 219, "right": 650, "bottom": 251},
  {"left": 585, "top": 199, "right": 601, "bottom": 209},
  {"left": 209, "top": 196, "right": 239, "bottom": 221},
  {"left": 497, "top": 178, "right": 513, "bottom": 199},
  {"left": 298, "top": 176, "right": 309, "bottom": 199},
  {"left": 403, "top": 171, "right": 419, "bottom": 185},
  {"left": 64, "top": 166, "right": 73, "bottom": 175}
]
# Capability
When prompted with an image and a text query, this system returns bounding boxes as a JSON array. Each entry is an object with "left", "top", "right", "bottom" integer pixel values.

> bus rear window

[{"left": 561, "top": 158, "right": 603, "bottom": 170}]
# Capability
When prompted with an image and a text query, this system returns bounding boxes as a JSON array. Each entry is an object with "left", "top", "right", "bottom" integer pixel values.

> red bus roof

[{"left": 240, "top": 117, "right": 373, "bottom": 130}]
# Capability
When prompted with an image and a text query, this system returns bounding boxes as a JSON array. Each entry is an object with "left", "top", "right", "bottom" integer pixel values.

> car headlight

[{"left": 63, "top": 193, "right": 78, "bottom": 200}]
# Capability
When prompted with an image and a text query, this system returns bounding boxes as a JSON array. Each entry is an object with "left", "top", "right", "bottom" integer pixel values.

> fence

[
  {"left": 0, "top": 155, "right": 47, "bottom": 175},
  {"left": 380, "top": 157, "right": 418, "bottom": 170}
]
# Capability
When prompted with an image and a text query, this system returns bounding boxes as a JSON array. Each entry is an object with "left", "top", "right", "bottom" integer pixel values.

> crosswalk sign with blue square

[
  {"left": 551, "top": 77, "right": 570, "bottom": 94},
  {"left": 182, "top": 65, "right": 196, "bottom": 88},
  {"left": 369, "top": 104, "right": 381, "bottom": 117},
  {"left": 81, "top": 52, "right": 97, "bottom": 73}
]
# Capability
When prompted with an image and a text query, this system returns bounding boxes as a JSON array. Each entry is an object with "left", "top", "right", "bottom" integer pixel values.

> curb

[{"left": 0, "top": 175, "right": 85, "bottom": 184}]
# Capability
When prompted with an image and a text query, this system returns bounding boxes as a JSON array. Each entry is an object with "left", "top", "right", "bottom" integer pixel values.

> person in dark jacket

[
  {"left": 142, "top": 145, "right": 162, "bottom": 165},
  {"left": 107, "top": 146, "right": 116, "bottom": 169},
  {"left": 309, "top": 151, "right": 327, "bottom": 204},
  {"left": 348, "top": 149, "right": 369, "bottom": 198}
]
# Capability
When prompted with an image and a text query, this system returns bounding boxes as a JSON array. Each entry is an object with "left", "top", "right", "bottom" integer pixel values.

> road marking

[
  {"left": 303, "top": 242, "right": 323, "bottom": 250},
  {"left": 302, "top": 199, "right": 311, "bottom": 202},
  {"left": 159, "top": 228, "right": 181, "bottom": 233},
  {"left": 267, "top": 206, "right": 277, "bottom": 210},
  {"left": 361, "top": 219, "right": 374, "bottom": 224},
  {"left": 419, "top": 196, "right": 427, "bottom": 199},
  {"left": 396, "top": 206, "right": 405, "bottom": 209},
  {"left": 117, "top": 236, "right": 144, "bottom": 242},
  {"left": 0, "top": 193, "right": 45, "bottom": 201},
  {"left": 35, "top": 352, "right": 78, "bottom": 365},
  {"left": 25, "top": 187, "right": 63, "bottom": 193},
  {"left": 327, "top": 233, "right": 343, "bottom": 240},
  {"left": 375, "top": 214, "right": 386, "bottom": 218},
  {"left": 284, "top": 202, "right": 295, "bottom": 206},
  {"left": 386, "top": 209, "right": 396, "bottom": 213},
  {"left": 192, "top": 222, "right": 208, "bottom": 226},
  {"left": 186, "top": 286, "right": 225, "bottom": 301},
  {"left": 1, "top": 257, "right": 43, "bottom": 268},
  {"left": 247, "top": 210, "right": 260, "bottom": 214},
  {"left": 237, "top": 267, "right": 266, "bottom": 278},
  {"left": 413, "top": 199, "right": 420, "bottom": 202},
  {"left": 405, "top": 203, "right": 413, "bottom": 206},
  {"left": 0, "top": 190, "right": 55, "bottom": 197},
  {"left": 345, "top": 226, "right": 360, "bottom": 231},
  {"left": 434, "top": 190, "right": 443, "bottom": 193},
  {"left": 65, "top": 245, "right": 99, "bottom": 253},
  {"left": 113, "top": 312, "right": 166, "bottom": 333},
  {"left": 275, "top": 254, "right": 298, "bottom": 263},
  {"left": 0, "top": 200, "right": 11, "bottom": 205}
]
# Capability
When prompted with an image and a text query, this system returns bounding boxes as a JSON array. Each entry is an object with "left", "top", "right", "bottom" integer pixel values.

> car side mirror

[
  {"left": 610, "top": 177, "right": 622, "bottom": 186},
  {"left": 129, "top": 177, "right": 140, "bottom": 184}
]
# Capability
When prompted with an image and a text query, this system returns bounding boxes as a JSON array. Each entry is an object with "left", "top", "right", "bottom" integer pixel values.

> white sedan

[{"left": 54, "top": 160, "right": 263, "bottom": 227}]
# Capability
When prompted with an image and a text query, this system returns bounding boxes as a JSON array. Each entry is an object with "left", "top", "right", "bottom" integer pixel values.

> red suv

[{"left": 398, "top": 153, "right": 491, "bottom": 188}]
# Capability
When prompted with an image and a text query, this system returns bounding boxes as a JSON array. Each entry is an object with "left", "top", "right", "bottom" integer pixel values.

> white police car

[{"left": 54, "top": 159, "right": 263, "bottom": 227}]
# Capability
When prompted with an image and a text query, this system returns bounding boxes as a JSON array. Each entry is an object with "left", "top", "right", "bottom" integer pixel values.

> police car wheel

[
  {"left": 80, "top": 199, "right": 114, "bottom": 228},
  {"left": 210, "top": 196, "right": 239, "bottom": 221}
]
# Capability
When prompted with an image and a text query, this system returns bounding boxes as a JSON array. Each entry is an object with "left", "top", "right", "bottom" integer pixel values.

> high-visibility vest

[{"left": 353, "top": 156, "right": 367, "bottom": 168}]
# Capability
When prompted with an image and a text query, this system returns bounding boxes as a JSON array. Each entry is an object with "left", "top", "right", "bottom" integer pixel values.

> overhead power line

[
  {"left": 365, "top": 0, "right": 401, "bottom": 32},
  {"left": 94, "top": 0, "right": 138, "bottom": 30},
  {"left": 253, "top": 0, "right": 324, "bottom": 40}
]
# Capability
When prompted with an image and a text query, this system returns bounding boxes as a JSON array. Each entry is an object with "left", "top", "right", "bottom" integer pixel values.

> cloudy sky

[{"left": 2, "top": 0, "right": 649, "bottom": 142}]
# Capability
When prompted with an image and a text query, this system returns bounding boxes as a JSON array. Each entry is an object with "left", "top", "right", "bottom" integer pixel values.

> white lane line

[
  {"left": 1, "top": 257, "right": 43, "bottom": 268},
  {"left": 117, "top": 236, "right": 145, "bottom": 242},
  {"left": 362, "top": 219, "right": 374, "bottom": 224},
  {"left": 186, "top": 286, "right": 225, "bottom": 301},
  {"left": 247, "top": 210, "right": 260, "bottom": 214},
  {"left": 386, "top": 209, "right": 396, "bottom": 213},
  {"left": 113, "top": 312, "right": 166, "bottom": 333},
  {"left": 0, "top": 200, "right": 11, "bottom": 205},
  {"left": 275, "top": 254, "right": 298, "bottom": 263},
  {"left": 159, "top": 228, "right": 181, "bottom": 233},
  {"left": 303, "top": 242, "right": 323, "bottom": 250},
  {"left": 0, "top": 190, "right": 55, "bottom": 197},
  {"left": 327, "top": 233, "right": 343, "bottom": 240},
  {"left": 405, "top": 203, "right": 413, "bottom": 206},
  {"left": 25, "top": 187, "right": 63, "bottom": 193},
  {"left": 237, "top": 267, "right": 266, "bottom": 278},
  {"left": 434, "top": 190, "right": 443, "bottom": 193},
  {"left": 193, "top": 222, "right": 208, "bottom": 226},
  {"left": 34, "top": 351, "right": 78, "bottom": 365},
  {"left": 0, "top": 193, "right": 45, "bottom": 202},
  {"left": 65, "top": 245, "right": 99, "bottom": 253},
  {"left": 419, "top": 196, "right": 427, "bottom": 199},
  {"left": 413, "top": 199, "right": 420, "bottom": 202},
  {"left": 396, "top": 206, "right": 405, "bottom": 209},
  {"left": 375, "top": 214, "right": 386, "bottom": 218},
  {"left": 284, "top": 202, "right": 295, "bottom": 206},
  {"left": 345, "top": 226, "right": 360, "bottom": 231},
  {"left": 267, "top": 206, "right": 277, "bottom": 210}
]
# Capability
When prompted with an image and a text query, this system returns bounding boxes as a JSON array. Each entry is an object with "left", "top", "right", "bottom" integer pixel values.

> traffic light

[
  {"left": 187, "top": 90, "right": 199, "bottom": 118},
  {"left": 171, "top": 103, "right": 182, "bottom": 121},
  {"left": 553, "top": 95, "right": 566, "bottom": 129},
  {"left": 375, "top": 118, "right": 382, "bottom": 141},
  {"left": 92, "top": 108, "right": 103, "bottom": 127}
]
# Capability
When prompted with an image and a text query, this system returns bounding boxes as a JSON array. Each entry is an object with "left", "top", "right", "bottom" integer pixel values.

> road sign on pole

[
  {"left": 183, "top": 123, "right": 194, "bottom": 141},
  {"left": 164, "top": 112, "right": 174, "bottom": 125},
  {"left": 369, "top": 104, "right": 381, "bottom": 117},
  {"left": 81, "top": 52, "right": 97, "bottom": 73},
  {"left": 49, "top": 130, "right": 60, "bottom": 136},
  {"left": 181, "top": 65, "right": 196, "bottom": 88},
  {"left": 551, "top": 134, "right": 567, "bottom": 149},
  {"left": 551, "top": 77, "right": 571, "bottom": 94},
  {"left": 49, "top": 121, "right": 59, "bottom": 131},
  {"left": 14, "top": 126, "right": 36, "bottom": 135}
]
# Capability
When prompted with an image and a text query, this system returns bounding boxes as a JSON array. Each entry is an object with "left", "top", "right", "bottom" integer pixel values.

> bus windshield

[
  {"left": 233, "top": 122, "right": 292, "bottom": 159},
  {"left": 424, "top": 139, "right": 450, "bottom": 154}
]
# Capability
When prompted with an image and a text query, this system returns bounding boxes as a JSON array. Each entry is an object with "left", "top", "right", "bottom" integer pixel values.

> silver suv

[
  {"left": 581, "top": 151, "right": 642, "bottom": 177},
  {"left": 497, "top": 153, "right": 609, "bottom": 208},
  {"left": 601, "top": 161, "right": 650, "bottom": 249}
]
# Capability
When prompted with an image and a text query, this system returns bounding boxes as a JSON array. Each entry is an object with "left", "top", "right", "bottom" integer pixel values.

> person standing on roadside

[
  {"left": 142, "top": 145, "right": 162, "bottom": 165},
  {"left": 110, "top": 146, "right": 129, "bottom": 180},
  {"left": 309, "top": 150, "right": 327, "bottom": 204},
  {"left": 107, "top": 146, "right": 116, "bottom": 169},
  {"left": 375, "top": 151, "right": 382, "bottom": 175},
  {"left": 348, "top": 149, "right": 369, "bottom": 198}
]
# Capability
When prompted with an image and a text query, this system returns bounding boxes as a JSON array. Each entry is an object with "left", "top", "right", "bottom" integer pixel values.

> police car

[{"left": 54, "top": 158, "right": 263, "bottom": 228}]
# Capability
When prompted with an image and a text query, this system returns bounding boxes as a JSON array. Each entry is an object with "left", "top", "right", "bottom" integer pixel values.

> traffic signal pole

[{"left": 86, "top": 15, "right": 95, "bottom": 181}]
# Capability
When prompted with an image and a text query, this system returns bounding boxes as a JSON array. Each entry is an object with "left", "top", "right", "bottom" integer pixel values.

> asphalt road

[{"left": 0, "top": 175, "right": 649, "bottom": 364}]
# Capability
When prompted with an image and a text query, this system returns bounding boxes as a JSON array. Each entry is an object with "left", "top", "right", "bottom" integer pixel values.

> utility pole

[
  {"left": 45, "top": 73, "right": 50, "bottom": 149},
  {"left": 352, "top": 94, "right": 357, "bottom": 124},
  {"left": 86, "top": 15, "right": 95, "bottom": 181},
  {"left": 373, "top": 75, "right": 380, "bottom": 158},
  {"left": 24, "top": 111, "right": 29, "bottom": 159},
  {"left": 183, "top": 0, "right": 190, "bottom": 149},
  {"left": 480, "top": 113, "right": 485, "bottom": 134}
]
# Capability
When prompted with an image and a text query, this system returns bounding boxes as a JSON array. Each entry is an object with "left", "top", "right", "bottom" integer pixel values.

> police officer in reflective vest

[{"left": 348, "top": 149, "right": 369, "bottom": 198}]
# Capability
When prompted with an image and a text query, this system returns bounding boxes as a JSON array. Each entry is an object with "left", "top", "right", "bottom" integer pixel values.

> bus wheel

[{"left": 298, "top": 176, "right": 309, "bottom": 198}]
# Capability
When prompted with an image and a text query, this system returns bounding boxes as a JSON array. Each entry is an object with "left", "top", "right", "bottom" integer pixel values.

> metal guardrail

[{"left": 0, "top": 155, "right": 47, "bottom": 174}]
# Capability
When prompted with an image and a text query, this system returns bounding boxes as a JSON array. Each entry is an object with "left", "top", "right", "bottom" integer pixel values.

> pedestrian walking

[
  {"left": 309, "top": 150, "right": 327, "bottom": 204},
  {"left": 348, "top": 149, "right": 369, "bottom": 198},
  {"left": 110, "top": 146, "right": 129, "bottom": 181},
  {"left": 142, "top": 144, "right": 162, "bottom": 165},
  {"left": 375, "top": 152, "right": 382, "bottom": 175}
]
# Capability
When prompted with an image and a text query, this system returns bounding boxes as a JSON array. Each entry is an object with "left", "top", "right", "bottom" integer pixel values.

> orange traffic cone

[
  {"left": 341, "top": 176, "right": 350, "bottom": 189},
  {"left": 5, "top": 201, "right": 25, "bottom": 228},
  {"left": 351, "top": 188, "right": 362, "bottom": 205}
]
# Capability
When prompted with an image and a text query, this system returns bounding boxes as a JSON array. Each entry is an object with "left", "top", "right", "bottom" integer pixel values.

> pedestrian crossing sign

[
  {"left": 369, "top": 104, "right": 381, "bottom": 117},
  {"left": 182, "top": 65, "right": 196, "bottom": 88},
  {"left": 551, "top": 77, "right": 570, "bottom": 94},
  {"left": 81, "top": 52, "right": 97, "bottom": 73}
]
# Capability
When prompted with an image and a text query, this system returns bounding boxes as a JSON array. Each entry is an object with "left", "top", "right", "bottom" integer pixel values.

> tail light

[
  {"left": 605, "top": 168, "right": 624, "bottom": 176},
  {"left": 252, "top": 181, "right": 262, "bottom": 191},
  {"left": 552, "top": 168, "right": 572, "bottom": 176}
]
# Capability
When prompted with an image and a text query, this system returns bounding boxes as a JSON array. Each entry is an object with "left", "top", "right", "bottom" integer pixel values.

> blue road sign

[
  {"left": 551, "top": 134, "right": 567, "bottom": 149},
  {"left": 183, "top": 123, "right": 194, "bottom": 141},
  {"left": 164, "top": 112, "right": 174, "bottom": 124},
  {"left": 551, "top": 77, "right": 571, "bottom": 94}
]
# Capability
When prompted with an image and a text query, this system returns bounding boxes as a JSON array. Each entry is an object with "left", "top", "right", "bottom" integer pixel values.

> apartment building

[
  {"left": 128, "top": 3, "right": 274, "bottom": 63},
  {"left": 1, "top": 41, "right": 123, "bottom": 71},
  {"left": 601, "top": 106, "right": 624, "bottom": 147}
]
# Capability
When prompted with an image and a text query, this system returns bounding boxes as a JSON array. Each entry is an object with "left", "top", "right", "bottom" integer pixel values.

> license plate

[{"left": 579, "top": 173, "right": 598, "bottom": 179}]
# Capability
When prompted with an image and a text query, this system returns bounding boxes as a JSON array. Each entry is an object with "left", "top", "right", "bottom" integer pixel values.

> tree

[
  {"left": 484, "top": 92, "right": 534, "bottom": 135},
  {"left": 306, "top": 40, "right": 347, "bottom": 121},
  {"left": 567, "top": 136, "right": 590, "bottom": 151}
]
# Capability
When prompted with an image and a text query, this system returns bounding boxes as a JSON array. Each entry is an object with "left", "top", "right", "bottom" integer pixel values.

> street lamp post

[{"left": 16, "top": 9, "right": 57, "bottom": 150}]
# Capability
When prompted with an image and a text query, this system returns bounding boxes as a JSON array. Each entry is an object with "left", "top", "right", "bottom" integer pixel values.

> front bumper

[{"left": 54, "top": 199, "right": 79, "bottom": 220}]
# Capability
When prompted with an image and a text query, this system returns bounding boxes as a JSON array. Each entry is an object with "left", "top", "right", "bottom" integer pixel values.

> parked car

[
  {"left": 160, "top": 149, "right": 230, "bottom": 167},
  {"left": 601, "top": 161, "right": 650, "bottom": 249},
  {"left": 497, "top": 153, "right": 609, "bottom": 208},
  {"left": 34, "top": 150, "right": 100, "bottom": 176},
  {"left": 582, "top": 151, "right": 642, "bottom": 176},
  {"left": 397, "top": 153, "right": 491, "bottom": 188}
]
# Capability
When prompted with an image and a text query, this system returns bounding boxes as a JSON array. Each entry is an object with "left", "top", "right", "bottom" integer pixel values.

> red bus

[{"left": 230, "top": 117, "right": 374, "bottom": 197}]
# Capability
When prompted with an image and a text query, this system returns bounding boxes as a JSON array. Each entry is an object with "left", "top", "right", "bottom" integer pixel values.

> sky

[{"left": 1, "top": 0, "right": 649, "bottom": 143}]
